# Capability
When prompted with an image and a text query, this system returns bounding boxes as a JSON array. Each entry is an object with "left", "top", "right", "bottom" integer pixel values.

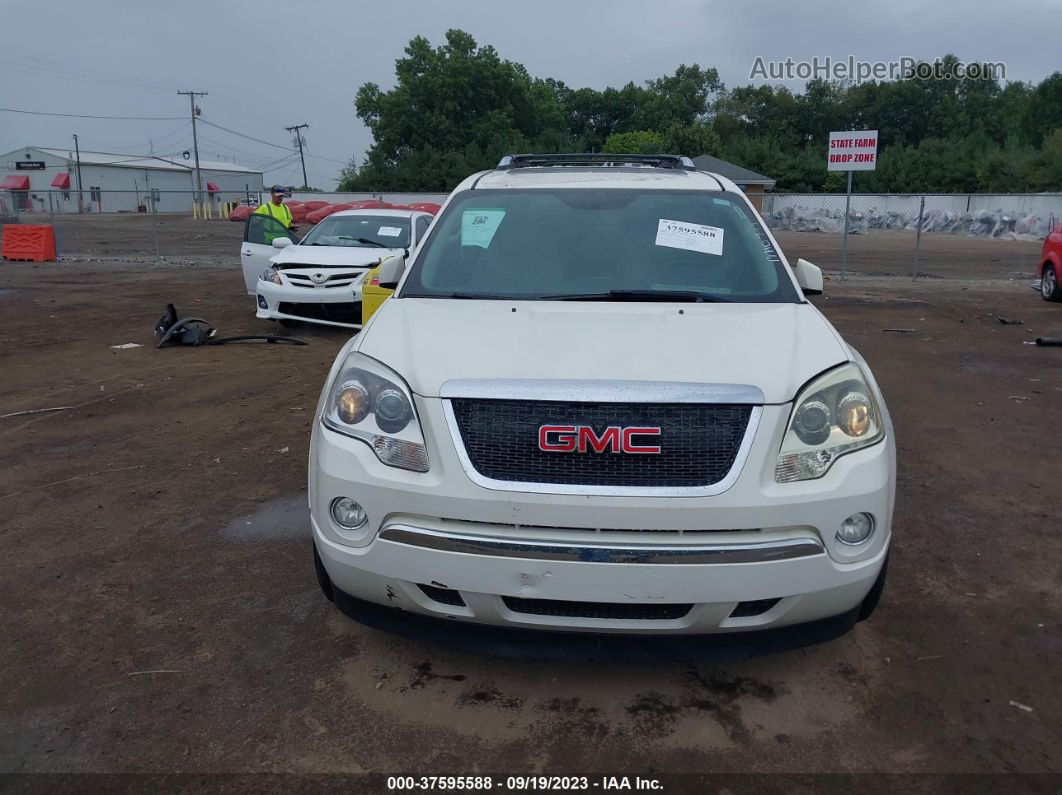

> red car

[{"left": 1040, "top": 223, "right": 1062, "bottom": 301}]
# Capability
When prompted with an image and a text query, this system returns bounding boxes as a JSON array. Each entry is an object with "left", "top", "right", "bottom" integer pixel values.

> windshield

[
  {"left": 300, "top": 215, "right": 410, "bottom": 248},
  {"left": 403, "top": 189, "right": 799, "bottom": 303}
]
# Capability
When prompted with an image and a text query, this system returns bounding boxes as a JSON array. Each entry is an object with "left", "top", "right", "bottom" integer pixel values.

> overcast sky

[{"left": 1, "top": 0, "right": 1056, "bottom": 189}]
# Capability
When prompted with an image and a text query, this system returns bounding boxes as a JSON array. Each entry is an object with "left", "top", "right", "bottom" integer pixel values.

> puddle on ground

[{"left": 222, "top": 494, "right": 309, "bottom": 541}]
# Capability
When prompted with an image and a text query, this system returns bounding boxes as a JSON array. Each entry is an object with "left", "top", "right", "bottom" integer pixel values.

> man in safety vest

[{"left": 254, "top": 185, "right": 294, "bottom": 233}]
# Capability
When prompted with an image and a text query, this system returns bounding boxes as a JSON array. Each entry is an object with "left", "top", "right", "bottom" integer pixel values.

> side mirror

[
  {"left": 272, "top": 237, "right": 293, "bottom": 249},
  {"left": 378, "top": 254, "right": 407, "bottom": 290},
  {"left": 794, "top": 258, "right": 823, "bottom": 296}
]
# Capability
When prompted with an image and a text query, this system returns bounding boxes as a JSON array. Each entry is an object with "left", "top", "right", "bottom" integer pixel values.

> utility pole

[
  {"left": 285, "top": 123, "right": 309, "bottom": 189},
  {"left": 178, "top": 90, "right": 208, "bottom": 207},
  {"left": 72, "top": 133, "right": 84, "bottom": 214}
]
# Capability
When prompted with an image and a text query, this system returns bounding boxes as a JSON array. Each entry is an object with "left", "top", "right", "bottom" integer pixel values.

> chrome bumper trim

[{"left": 378, "top": 524, "right": 825, "bottom": 565}]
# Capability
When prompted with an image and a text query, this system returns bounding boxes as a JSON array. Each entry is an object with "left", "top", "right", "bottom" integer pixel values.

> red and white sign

[{"left": 827, "top": 130, "right": 878, "bottom": 171}]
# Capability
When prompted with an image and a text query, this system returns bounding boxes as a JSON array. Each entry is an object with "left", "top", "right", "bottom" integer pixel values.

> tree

[
  {"left": 603, "top": 130, "right": 664, "bottom": 154},
  {"left": 1028, "top": 128, "right": 1062, "bottom": 191},
  {"left": 352, "top": 30, "right": 565, "bottom": 168},
  {"left": 1022, "top": 73, "right": 1062, "bottom": 146},
  {"left": 660, "top": 123, "right": 721, "bottom": 157},
  {"left": 343, "top": 31, "right": 1062, "bottom": 193},
  {"left": 641, "top": 65, "right": 722, "bottom": 129}
]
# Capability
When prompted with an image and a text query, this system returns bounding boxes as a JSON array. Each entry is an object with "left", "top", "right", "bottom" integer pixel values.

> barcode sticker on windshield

[
  {"left": 378, "top": 226, "right": 402, "bottom": 237},
  {"left": 462, "top": 209, "right": 505, "bottom": 248},
  {"left": 655, "top": 219, "right": 724, "bottom": 256}
]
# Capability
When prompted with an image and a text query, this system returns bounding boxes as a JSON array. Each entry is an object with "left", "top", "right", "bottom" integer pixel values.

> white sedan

[{"left": 239, "top": 208, "right": 434, "bottom": 330}]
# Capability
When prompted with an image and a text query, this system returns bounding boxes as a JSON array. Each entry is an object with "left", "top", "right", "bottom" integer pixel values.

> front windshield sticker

[
  {"left": 378, "top": 226, "right": 402, "bottom": 237},
  {"left": 461, "top": 209, "right": 505, "bottom": 248},
  {"left": 655, "top": 219, "right": 724, "bottom": 256}
]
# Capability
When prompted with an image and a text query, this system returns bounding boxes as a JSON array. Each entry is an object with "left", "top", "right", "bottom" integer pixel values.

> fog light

[
  {"left": 330, "top": 497, "right": 367, "bottom": 530},
  {"left": 837, "top": 512, "right": 875, "bottom": 545},
  {"left": 257, "top": 295, "right": 268, "bottom": 309}
]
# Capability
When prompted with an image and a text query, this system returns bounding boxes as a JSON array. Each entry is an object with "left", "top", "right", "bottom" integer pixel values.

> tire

[
  {"left": 857, "top": 553, "right": 888, "bottom": 622},
  {"left": 1041, "top": 264, "right": 1062, "bottom": 302},
  {"left": 313, "top": 542, "right": 334, "bottom": 602}
]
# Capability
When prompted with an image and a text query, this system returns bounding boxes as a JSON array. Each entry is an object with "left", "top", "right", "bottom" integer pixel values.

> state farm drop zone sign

[{"left": 827, "top": 130, "right": 879, "bottom": 171}]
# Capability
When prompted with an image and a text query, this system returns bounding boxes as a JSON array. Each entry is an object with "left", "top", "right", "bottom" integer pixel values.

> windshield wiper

[
  {"left": 336, "top": 236, "right": 388, "bottom": 248},
  {"left": 434, "top": 292, "right": 526, "bottom": 300},
  {"left": 544, "top": 289, "right": 733, "bottom": 303}
]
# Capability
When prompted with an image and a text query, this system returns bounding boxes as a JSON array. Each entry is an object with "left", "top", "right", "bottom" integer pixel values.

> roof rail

[{"left": 496, "top": 153, "right": 696, "bottom": 170}]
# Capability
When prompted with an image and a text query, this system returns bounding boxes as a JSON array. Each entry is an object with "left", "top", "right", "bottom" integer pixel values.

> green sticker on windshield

[{"left": 462, "top": 209, "right": 505, "bottom": 248}]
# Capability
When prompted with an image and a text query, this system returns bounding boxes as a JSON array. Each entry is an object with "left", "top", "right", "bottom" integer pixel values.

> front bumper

[
  {"left": 255, "top": 279, "right": 363, "bottom": 329},
  {"left": 310, "top": 397, "right": 895, "bottom": 636}
]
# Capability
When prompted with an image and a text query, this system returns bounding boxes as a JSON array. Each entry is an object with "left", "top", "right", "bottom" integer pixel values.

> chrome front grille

[{"left": 284, "top": 271, "right": 365, "bottom": 289}]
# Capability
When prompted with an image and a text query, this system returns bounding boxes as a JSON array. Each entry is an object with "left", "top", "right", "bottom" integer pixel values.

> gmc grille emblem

[{"left": 538, "top": 425, "right": 661, "bottom": 455}]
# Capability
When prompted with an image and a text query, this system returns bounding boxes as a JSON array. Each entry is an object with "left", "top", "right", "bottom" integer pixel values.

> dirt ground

[
  {"left": 2, "top": 212, "right": 1045, "bottom": 281},
  {"left": 0, "top": 243, "right": 1060, "bottom": 788}
]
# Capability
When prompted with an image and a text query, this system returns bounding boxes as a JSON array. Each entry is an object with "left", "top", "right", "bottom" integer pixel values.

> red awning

[
  {"left": 0, "top": 175, "right": 30, "bottom": 190},
  {"left": 51, "top": 173, "right": 71, "bottom": 189},
  {"left": 206, "top": 182, "right": 220, "bottom": 193}
]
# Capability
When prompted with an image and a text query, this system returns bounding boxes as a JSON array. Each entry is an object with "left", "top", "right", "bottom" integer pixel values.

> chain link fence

[
  {"left": 763, "top": 192, "right": 1061, "bottom": 280},
  {"left": 1, "top": 188, "right": 1057, "bottom": 280},
  {"left": 289, "top": 191, "right": 449, "bottom": 205},
  {"left": 0, "top": 189, "right": 447, "bottom": 263}
]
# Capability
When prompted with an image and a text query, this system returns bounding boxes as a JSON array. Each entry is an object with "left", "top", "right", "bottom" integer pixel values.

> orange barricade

[{"left": 2, "top": 225, "right": 57, "bottom": 262}]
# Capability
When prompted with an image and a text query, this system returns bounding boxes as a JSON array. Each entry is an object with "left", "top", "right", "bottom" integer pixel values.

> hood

[
  {"left": 359, "top": 299, "right": 849, "bottom": 404},
  {"left": 270, "top": 245, "right": 401, "bottom": 269}
]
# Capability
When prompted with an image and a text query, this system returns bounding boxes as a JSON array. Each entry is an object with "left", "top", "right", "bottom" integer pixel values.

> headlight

[
  {"left": 260, "top": 268, "right": 282, "bottom": 285},
  {"left": 776, "top": 363, "right": 884, "bottom": 482},
  {"left": 321, "top": 352, "right": 428, "bottom": 472}
]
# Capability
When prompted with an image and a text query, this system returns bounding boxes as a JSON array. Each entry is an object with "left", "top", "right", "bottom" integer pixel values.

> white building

[{"left": 0, "top": 145, "right": 264, "bottom": 213}]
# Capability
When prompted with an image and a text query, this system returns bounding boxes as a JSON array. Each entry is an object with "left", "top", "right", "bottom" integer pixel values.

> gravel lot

[{"left": 0, "top": 223, "right": 1060, "bottom": 786}]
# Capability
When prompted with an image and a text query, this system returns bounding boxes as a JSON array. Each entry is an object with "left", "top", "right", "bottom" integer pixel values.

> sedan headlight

[
  {"left": 321, "top": 353, "right": 428, "bottom": 472},
  {"left": 260, "top": 267, "right": 282, "bottom": 285},
  {"left": 776, "top": 363, "right": 884, "bottom": 482}
]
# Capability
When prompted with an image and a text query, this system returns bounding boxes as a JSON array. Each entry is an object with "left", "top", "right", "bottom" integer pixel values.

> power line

[
  {"left": 6, "top": 107, "right": 352, "bottom": 181},
  {"left": 254, "top": 154, "right": 302, "bottom": 173},
  {"left": 43, "top": 151, "right": 191, "bottom": 167},
  {"left": 79, "top": 122, "right": 191, "bottom": 153},
  {"left": 278, "top": 159, "right": 302, "bottom": 186},
  {"left": 193, "top": 133, "right": 268, "bottom": 164},
  {"left": 0, "top": 106, "right": 184, "bottom": 121},
  {"left": 198, "top": 118, "right": 293, "bottom": 151},
  {"left": 306, "top": 152, "right": 351, "bottom": 166},
  {"left": 0, "top": 53, "right": 179, "bottom": 94},
  {"left": 198, "top": 117, "right": 349, "bottom": 166},
  {"left": 259, "top": 153, "right": 302, "bottom": 170},
  {"left": 193, "top": 133, "right": 297, "bottom": 169}
]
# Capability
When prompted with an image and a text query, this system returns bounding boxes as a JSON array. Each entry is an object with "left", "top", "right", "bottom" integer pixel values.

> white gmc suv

[{"left": 309, "top": 154, "right": 894, "bottom": 651}]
